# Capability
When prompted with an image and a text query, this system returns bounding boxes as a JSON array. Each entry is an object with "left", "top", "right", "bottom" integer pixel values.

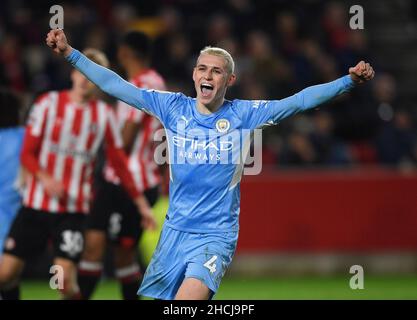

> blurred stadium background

[{"left": 1, "top": 0, "right": 417, "bottom": 299}]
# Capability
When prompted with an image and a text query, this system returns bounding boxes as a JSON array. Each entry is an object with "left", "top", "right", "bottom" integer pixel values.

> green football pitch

[
  {"left": 14, "top": 198, "right": 417, "bottom": 300},
  {"left": 20, "top": 275, "right": 417, "bottom": 300}
]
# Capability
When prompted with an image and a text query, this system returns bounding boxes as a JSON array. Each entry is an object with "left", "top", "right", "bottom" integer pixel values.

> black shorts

[
  {"left": 4, "top": 207, "right": 85, "bottom": 262},
  {"left": 86, "top": 182, "right": 160, "bottom": 248}
]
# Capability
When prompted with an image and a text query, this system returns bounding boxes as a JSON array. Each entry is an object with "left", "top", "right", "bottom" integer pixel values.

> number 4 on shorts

[{"left": 204, "top": 255, "right": 218, "bottom": 274}]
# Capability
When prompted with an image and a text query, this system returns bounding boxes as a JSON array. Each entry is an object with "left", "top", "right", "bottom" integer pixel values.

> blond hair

[
  {"left": 82, "top": 48, "right": 109, "bottom": 68},
  {"left": 199, "top": 46, "right": 235, "bottom": 75}
]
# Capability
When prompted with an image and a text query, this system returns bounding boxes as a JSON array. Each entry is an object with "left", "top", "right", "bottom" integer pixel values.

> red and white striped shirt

[
  {"left": 21, "top": 90, "right": 140, "bottom": 214},
  {"left": 103, "top": 69, "right": 166, "bottom": 192}
]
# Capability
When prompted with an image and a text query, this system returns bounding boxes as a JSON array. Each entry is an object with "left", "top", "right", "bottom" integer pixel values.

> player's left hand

[
  {"left": 134, "top": 195, "right": 157, "bottom": 231},
  {"left": 349, "top": 61, "right": 375, "bottom": 84}
]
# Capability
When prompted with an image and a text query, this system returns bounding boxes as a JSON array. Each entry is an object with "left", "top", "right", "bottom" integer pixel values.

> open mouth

[{"left": 200, "top": 83, "right": 214, "bottom": 97}]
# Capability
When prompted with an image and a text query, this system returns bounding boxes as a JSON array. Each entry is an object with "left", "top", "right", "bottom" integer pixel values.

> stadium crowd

[{"left": 1, "top": 0, "right": 416, "bottom": 169}]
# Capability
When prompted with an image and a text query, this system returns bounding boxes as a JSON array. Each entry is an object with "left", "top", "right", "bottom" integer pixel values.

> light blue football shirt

[{"left": 67, "top": 49, "right": 355, "bottom": 233}]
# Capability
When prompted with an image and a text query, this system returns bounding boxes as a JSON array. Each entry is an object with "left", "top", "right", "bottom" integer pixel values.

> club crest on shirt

[{"left": 215, "top": 119, "right": 230, "bottom": 133}]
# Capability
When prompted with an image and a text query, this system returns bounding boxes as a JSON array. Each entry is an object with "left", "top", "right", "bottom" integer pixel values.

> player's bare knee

[
  {"left": 0, "top": 267, "right": 19, "bottom": 289},
  {"left": 175, "top": 278, "right": 211, "bottom": 300},
  {"left": 54, "top": 258, "right": 76, "bottom": 282},
  {"left": 82, "top": 245, "right": 103, "bottom": 262},
  {"left": 114, "top": 246, "right": 135, "bottom": 268},
  {"left": 57, "top": 266, "right": 79, "bottom": 298},
  {"left": 0, "top": 255, "right": 24, "bottom": 289},
  {"left": 82, "top": 231, "right": 105, "bottom": 261}
]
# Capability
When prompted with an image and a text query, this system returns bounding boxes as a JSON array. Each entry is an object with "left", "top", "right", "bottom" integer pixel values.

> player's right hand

[
  {"left": 46, "top": 29, "right": 72, "bottom": 56},
  {"left": 37, "top": 171, "right": 65, "bottom": 198},
  {"left": 134, "top": 195, "right": 158, "bottom": 231}
]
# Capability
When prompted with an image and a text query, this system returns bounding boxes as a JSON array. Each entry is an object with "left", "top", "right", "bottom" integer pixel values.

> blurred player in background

[
  {"left": 46, "top": 29, "right": 374, "bottom": 300},
  {"left": 0, "top": 89, "right": 24, "bottom": 258},
  {"left": 0, "top": 49, "right": 155, "bottom": 300},
  {"left": 78, "top": 31, "right": 165, "bottom": 300}
]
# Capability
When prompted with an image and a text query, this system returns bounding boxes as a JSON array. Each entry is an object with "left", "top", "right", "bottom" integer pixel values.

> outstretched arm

[
  {"left": 45, "top": 29, "right": 172, "bottom": 121},
  {"left": 46, "top": 30, "right": 141, "bottom": 106},
  {"left": 242, "top": 61, "right": 375, "bottom": 129},
  {"left": 66, "top": 49, "right": 144, "bottom": 108}
]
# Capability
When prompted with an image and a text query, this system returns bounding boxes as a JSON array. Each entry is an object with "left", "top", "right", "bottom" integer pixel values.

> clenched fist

[
  {"left": 349, "top": 61, "right": 375, "bottom": 84},
  {"left": 46, "top": 29, "right": 72, "bottom": 57}
]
